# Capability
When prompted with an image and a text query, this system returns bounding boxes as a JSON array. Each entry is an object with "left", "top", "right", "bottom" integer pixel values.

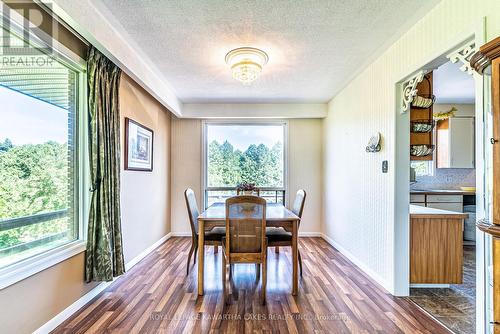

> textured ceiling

[
  {"left": 434, "top": 61, "right": 475, "bottom": 104},
  {"left": 98, "top": 0, "right": 439, "bottom": 103}
]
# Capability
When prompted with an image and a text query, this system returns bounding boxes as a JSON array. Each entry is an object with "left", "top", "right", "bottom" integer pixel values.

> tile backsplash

[{"left": 411, "top": 168, "right": 475, "bottom": 190}]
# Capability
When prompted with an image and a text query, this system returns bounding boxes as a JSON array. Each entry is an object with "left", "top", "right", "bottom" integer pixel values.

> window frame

[
  {"left": 202, "top": 120, "right": 289, "bottom": 209},
  {"left": 0, "top": 6, "right": 89, "bottom": 289},
  {"left": 411, "top": 160, "right": 435, "bottom": 177}
]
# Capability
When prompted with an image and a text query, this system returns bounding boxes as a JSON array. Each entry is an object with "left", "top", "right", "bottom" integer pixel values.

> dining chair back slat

[
  {"left": 291, "top": 189, "right": 306, "bottom": 219},
  {"left": 185, "top": 188, "right": 199, "bottom": 236},
  {"left": 223, "top": 195, "right": 267, "bottom": 304},
  {"left": 226, "top": 197, "right": 266, "bottom": 254}
]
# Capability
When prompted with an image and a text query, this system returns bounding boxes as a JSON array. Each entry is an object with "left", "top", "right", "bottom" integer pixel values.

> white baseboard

[
  {"left": 320, "top": 233, "right": 392, "bottom": 293},
  {"left": 171, "top": 231, "right": 323, "bottom": 237},
  {"left": 34, "top": 232, "right": 172, "bottom": 334},
  {"left": 170, "top": 231, "right": 191, "bottom": 237},
  {"left": 33, "top": 281, "right": 112, "bottom": 334},
  {"left": 298, "top": 232, "right": 322, "bottom": 237}
]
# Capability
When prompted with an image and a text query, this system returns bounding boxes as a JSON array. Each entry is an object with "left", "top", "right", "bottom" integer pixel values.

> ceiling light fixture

[{"left": 225, "top": 47, "right": 269, "bottom": 85}]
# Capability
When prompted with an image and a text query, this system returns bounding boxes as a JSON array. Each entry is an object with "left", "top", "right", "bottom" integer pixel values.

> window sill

[{"left": 0, "top": 240, "right": 86, "bottom": 290}]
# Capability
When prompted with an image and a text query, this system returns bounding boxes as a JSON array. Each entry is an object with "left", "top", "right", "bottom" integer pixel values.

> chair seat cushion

[
  {"left": 204, "top": 227, "right": 226, "bottom": 241},
  {"left": 266, "top": 227, "right": 292, "bottom": 242}
]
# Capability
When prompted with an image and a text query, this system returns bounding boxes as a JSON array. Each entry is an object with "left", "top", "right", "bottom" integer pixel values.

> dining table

[{"left": 197, "top": 202, "right": 301, "bottom": 296}]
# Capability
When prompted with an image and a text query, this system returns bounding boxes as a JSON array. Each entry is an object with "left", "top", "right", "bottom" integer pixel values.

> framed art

[{"left": 125, "top": 118, "right": 154, "bottom": 171}]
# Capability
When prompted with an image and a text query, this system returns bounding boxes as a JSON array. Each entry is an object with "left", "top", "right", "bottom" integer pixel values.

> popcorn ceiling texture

[
  {"left": 96, "top": 0, "right": 439, "bottom": 103},
  {"left": 412, "top": 168, "right": 476, "bottom": 190}
]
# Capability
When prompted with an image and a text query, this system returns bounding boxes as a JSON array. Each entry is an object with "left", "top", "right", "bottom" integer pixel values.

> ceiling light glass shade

[{"left": 225, "top": 47, "right": 269, "bottom": 85}]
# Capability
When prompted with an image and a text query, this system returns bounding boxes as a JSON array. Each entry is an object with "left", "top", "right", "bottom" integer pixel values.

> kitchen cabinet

[
  {"left": 410, "top": 194, "right": 425, "bottom": 203},
  {"left": 437, "top": 117, "right": 475, "bottom": 168},
  {"left": 426, "top": 202, "right": 463, "bottom": 212},
  {"left": 426, "top": 194, "right": 463, "bottom": 212},
  {"left": 410, "top": 191, "right": 466, "bottom": 212},
  {"left": 426, "top": 194, "right": 463, "bottom": 202},
  {"left": 410, "top": 205, "right": 467, "bottom": 285}
]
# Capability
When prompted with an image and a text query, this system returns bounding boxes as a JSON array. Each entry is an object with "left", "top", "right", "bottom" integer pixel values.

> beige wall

[
  {"left": 170, "top": 118, "right": 323, "bottom": 235},
  {"left": 119, "top": 74, "right": 172, "bottom": 262},
  {"left": 322, "top": 0, "right": 500, "bottom": 294},
  {"left": 0, "top": 74, "right": 173, "bottom": 334},
  {"left": 170, "top": 117, "right": 202, "bottom": 235},
  {"left": 288, "top": 119, "right": 323, "bottom": 233}
]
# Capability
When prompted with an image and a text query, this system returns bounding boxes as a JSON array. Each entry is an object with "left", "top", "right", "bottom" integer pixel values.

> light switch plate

[{"left": 382, "top": 160, "right": 388, "bottom": 173}]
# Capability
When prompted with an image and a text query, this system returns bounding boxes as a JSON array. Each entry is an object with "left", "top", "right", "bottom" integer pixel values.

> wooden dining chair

[
  {"left": 184, "top": 188, "right": 225, "bottom": 275},
  {"left": 266, "top": 189, "right": 306, "bottom": 276},
  {"left": 222, "top": 196, "right": 267, "bottom": 305}
]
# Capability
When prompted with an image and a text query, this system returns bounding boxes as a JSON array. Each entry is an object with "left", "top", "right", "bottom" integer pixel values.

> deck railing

[
  {"left": 0, "top": 209, "right": 70, "bottom": 257},
  {"left": 205, "top": 187, "right": 286, "bottom": 209},
  {"left": 0, "top": 209, "right": 69, "bottom": 232}
]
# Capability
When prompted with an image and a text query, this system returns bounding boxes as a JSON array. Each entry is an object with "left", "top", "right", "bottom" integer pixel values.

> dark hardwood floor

[{"left": 52, "top": 237, "right": 449, "bottom": 333}]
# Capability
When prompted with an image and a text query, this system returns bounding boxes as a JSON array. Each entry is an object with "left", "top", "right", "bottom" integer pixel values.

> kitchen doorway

[
  {"left": 407, "top": 59, "right": 477, "bottom": 333},
  {"left": 393, "top": 27, "right": 489, "bottom": 334}
]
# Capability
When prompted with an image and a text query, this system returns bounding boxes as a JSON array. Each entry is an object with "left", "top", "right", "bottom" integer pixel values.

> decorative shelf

[
  {"left": 411, "top": 119, "right": 435, "bottom": 133},
  {"left": 409, "top": 73, "right": 433, "bottom": 161},
  {"left": 410, "top": 144, "right": 435, "bottom": 157},
  {"left": 411, "top": 94, "right": 435, "bottom": 109}
]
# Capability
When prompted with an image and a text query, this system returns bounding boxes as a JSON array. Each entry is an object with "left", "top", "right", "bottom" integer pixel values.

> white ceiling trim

[
  {"left": 182, "top": 103, "right": 327, "bottom": 119},
  {"left": 47, "top": 0, "right": 183, "bottom": 117}
]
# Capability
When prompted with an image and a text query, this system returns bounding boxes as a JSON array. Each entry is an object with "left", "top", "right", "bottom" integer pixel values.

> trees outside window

[
  {"left": 204, "top": 123, "right": 286, "bottom": 207},
  {"left": 0, "top": 26, "right": 83, "bottom": 269}
]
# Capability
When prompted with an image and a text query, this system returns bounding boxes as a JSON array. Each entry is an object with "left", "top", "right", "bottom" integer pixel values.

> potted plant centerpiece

[{"left": 236, "top": 182, "right": 257, "bottom": 195}]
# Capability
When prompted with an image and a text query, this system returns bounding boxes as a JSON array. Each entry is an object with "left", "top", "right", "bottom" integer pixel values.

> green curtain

[{"left": 85, "top": 47, "right": 125, "bottom": 282}]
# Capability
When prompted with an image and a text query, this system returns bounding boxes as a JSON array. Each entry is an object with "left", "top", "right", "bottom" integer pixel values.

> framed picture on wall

[{"left": 125, "top": 118, "right": 154, "bottom": 171}]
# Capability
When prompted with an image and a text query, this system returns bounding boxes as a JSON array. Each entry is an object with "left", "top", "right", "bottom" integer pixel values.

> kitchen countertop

[
  {"left": 410, "top": 204, "right": 469, "bottom": 218},
  {"left": 410, "top": 189, "right": 475, "bottom": 195}
]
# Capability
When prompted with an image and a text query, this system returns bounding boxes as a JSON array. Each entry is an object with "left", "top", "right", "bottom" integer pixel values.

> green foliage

[
  {"left": 208, "top": 140, "right": 283, "bottom": 188},
  {"left": 0, "top": 140, "right": 70, "bottom": 249},
  {"left": 0, "top": 138, "right": 13, "bottom": 152}
]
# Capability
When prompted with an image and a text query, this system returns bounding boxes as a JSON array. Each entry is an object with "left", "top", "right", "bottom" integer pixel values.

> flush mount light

[{"left": 225, "top": 47, "right": 269, "bottom": 85}]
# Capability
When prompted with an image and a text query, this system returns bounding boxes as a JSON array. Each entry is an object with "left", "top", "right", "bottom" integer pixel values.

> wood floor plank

[{"left": 52, "top": 237, "right": 450, "bottom": 334}]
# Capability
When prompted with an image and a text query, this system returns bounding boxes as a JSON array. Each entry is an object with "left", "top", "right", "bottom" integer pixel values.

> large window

[
  {"left": 0, "top": 14, "right": 86, "bottom": 272},
  {"left": 204, "top": 122, "right": 286, "bottom": 207}
]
